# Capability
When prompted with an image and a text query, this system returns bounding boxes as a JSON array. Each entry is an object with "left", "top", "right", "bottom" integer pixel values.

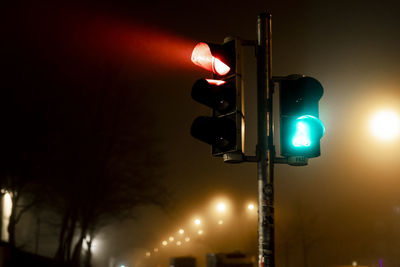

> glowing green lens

[{"left": 292, "top": 121, "right": 311, "bottom": 147}]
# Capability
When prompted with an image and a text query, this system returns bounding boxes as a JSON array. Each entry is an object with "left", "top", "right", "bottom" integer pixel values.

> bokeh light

[
  {"left": 370, "top": 110, "right": 400, "bottom": 141},
  {"left": 216, "top": 202, "right": 226, "bottom": 213}
]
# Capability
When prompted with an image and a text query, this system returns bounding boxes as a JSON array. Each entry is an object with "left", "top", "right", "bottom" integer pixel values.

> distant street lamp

[
  {"left": 178, "top": 229, "right": 184, "bottom": 234},
  {"left": 194, "top": 219, "right": 201, "bottom": 225},
  {"left": 1, "top": 191, "right": 12, "bottom": 242},
  {"left": 162, "top": 240, "right": 168, "bottom": 246},
  {"left": 216, "top": 202, "right": 226, "bottom": 213},
  {"left": 247, "top": 203, "right": 255, "bottom": 210},
  {"left": 370, "top": 110, "right": 400, "bottom": 141},
  {"left": 197, "top": 229, "right": 204, "bottom": 235}
]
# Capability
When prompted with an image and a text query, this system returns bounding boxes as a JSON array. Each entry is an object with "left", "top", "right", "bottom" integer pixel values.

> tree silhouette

[{"left": 2, "top": 27, "right": 168, "bottom": 266}]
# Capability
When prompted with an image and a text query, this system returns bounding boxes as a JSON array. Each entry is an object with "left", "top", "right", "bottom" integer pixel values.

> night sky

[{"left": 3, "top": 0, "right": 400, "bottom": 266}]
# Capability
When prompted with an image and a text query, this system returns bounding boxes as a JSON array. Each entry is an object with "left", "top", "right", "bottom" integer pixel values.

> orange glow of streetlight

[
  {"left": 185, "top": 237, "right": 190, "bottom": 242},
  {"left": 162, "top": 240, "right": 168, "bottom": 246},
  {"left": 178, "top": 229, "right": 184, "bottom": 234},
  {"left": 169, "top": 236, "right": 174, "bottom": 242},
  {"left": 218, "top": 220, "right": 224, "bottom": 225},
  {"left": 197, "top": 229, "right": 204, "bottom": 235},
  {"left": 216, "top": 202, "right": 226, "bottom": 213},
  {"left": 176, "top": 241, "right": 182, "bottom": 246},
  {"left": 370, "top": 110, "right": 400, "bottom": 141},
  {"left": 194, "top": 219, "right": 201, "bottom": 225},
  {"left": 248, "top": 203, "right": 255, "bottom": 210}
]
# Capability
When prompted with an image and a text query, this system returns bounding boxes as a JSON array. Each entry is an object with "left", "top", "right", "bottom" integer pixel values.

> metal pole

[{"left": 257, "top": 13, "right": 274, "bottom": 267}]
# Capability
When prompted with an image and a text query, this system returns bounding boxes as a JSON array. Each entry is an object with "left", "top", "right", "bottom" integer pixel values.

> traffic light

[
  {"left": 190, "top": 38, "right": 244, "bottom": 157},
  {"left": 279, "top": 75, "right": 325, "bottom": 159}
]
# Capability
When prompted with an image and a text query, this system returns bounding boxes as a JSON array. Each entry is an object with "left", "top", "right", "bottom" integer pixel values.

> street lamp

[
  {"left": 247, "top": 203, "right": 255, "bottom": 211},
  {"left": 216, "top": 202, "right": 226, "bottom": 213},
  {"left": 1, "top": 191, "right": 12, "bottom": 242},
  {"left": 369, "top": 110, "right": 400, "bottom": 141},
  {"left": 194, "top": 219, "right": 201, "bottom": 225}
]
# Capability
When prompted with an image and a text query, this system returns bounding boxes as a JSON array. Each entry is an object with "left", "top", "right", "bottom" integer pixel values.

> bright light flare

[
  {"left": 82, "top": 235, "right": 100, "bottom": 253},
  {"left": 169, "top": 236, "right": 174, "bottom": 242},
  {"left": 197, "top": 229, "right": 204, "bottom": 235},
  {"left": 194, "top": 219, "right": 201, "bottom": 225},
  {"left": 248, "top": 203, "right": 255, "bottom": 210},
  {"left": 370, "top": 110, "right": 400, "bottom": 141},
  {"left": 178, "top": 229, "right": 184, "bottom": 234},
  {"left": 191, "top": 42, "right": 230, "bottom": 75},
  {"left": 216, "top": 202, "right": 226, "bottom": 213},
  {"left": 162, "top": 240, "right": 168, "bottom": 246},
  {"left": 3, "top": 192, "right": 12, "bottom": 218},
  {"left": 2, "top": 192, "right": 12, "bottom": 242}
]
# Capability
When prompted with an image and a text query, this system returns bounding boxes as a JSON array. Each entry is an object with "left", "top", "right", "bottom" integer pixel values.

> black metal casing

[{"left": 279, "top": 76, "right": 324, "bottom": 158}]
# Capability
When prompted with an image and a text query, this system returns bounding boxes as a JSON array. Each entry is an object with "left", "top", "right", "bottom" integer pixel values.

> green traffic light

[
  {"left": 292, "top": 121, "right": 311, "bottom": 147},
  {"left": 291, "top": 115, "right": 325, "bottom": 148}
]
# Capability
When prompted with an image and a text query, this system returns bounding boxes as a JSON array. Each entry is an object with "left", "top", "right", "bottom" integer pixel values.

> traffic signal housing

[
  {"left": 279, "top": 75, "right": 325, "bottom": 159},
  {"left": 190, "top": 38, "right": 244, "bottom": 157}
]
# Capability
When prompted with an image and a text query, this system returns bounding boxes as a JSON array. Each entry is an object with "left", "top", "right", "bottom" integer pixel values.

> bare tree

[{"left": 33, "top": 63, "right": 169, "bottom": 267}]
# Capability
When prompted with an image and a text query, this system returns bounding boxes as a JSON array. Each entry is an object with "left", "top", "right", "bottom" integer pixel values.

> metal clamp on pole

[{"left": 223, "top": 152, "right": 244, "bottom": 163}]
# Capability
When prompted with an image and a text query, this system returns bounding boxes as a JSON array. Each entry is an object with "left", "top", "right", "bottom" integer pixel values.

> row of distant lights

[
  {"left": 145, "top": 228, "right": 191, "bottom": 257},
  {"left": 145, "top": 203, "right": 256, "bottom": 257}
]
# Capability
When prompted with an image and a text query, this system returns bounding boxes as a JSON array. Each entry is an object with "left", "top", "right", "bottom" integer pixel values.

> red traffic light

[
  {"left": 205, "top": 79, "right": 226, "bottom": 86},
  {"left": 191, "top": 42, "right": 230, "bottom": 75}
]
